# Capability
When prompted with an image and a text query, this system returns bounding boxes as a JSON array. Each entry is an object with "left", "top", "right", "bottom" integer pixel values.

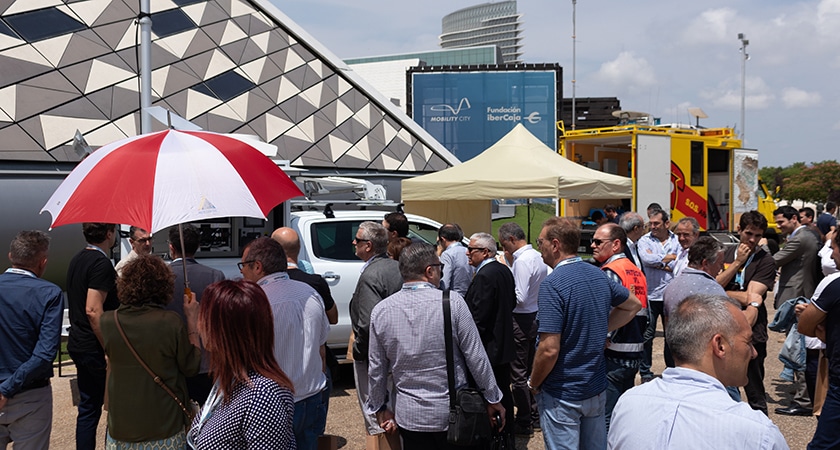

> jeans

[
  {"left": 604, "top": 358, "right": 639, "bottom": 432},
  {"left": 537, "top": 390, "right": 607, "bottom": 450},
  {"left": 808, "top": 382, "right": 840, "bottom": 449},
  {"left": 0, "top": 385, "right": 52, "bottom": 450},
  {"left": 640, "top": 301, "right": 664, "bottom": 378},
  {"left": 511, "top": 312, "right": 539, "bottom": 428},
  {"left": 293, "top": 391, "right": 327, "bottom": 450},
  {"left": 69, "top": 350, "right": 107, "bottom": 450}
]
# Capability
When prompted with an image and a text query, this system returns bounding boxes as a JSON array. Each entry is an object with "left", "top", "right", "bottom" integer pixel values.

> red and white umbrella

[{"left": 41, "top": 129, "right": 304, "bottom": 233}]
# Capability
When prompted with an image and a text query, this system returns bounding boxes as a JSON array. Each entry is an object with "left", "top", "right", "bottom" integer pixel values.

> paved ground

[{"left": 48, "top": 298, "right": 817, "bottom": 450}]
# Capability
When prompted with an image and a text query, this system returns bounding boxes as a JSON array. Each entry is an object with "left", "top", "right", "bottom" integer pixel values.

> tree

[{"left": 781, "top": 160, "right": 840, "bottom": 204}]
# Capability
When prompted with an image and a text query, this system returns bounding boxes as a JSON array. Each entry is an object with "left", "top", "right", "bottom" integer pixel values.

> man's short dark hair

[
  {"left": 128, "top": 226, "right": 147, "bottom": 240},
  {"left": 9, "top": 230, "right": 50, "bottom": 269},
  {"left": 647, "top": 203, "right": 662, "bottom": 215},
  {"left": 687, "top": 236, "right": 724, "bottom": 267},
  {"left": 244, "top": 237, "right": 287, "bottom": 275},
  {"left": 773, "top": 205, "right": 798, "bottom": 220},
  {"left": 498, "top": 222, "right": 525, "bottom": 242},
  {"left": 591, "top": 211, "right": 604, "bottom": 222},
  {"left": 604, "top": 204, "right": 617, "bottom": 213},
  {"left": 399, "top": 242, "right": 438, "bottom": 281},
  {"left": 82, "top": 223, "right": 115, "bottom": 245},
  {"left": 826, "top": 201, "right": 836, "bottom": 213},
  {"left": 799, "top": 207, "right": 815, "bottom": 220},
  {"left": 650, "top": 209, "right": 669, "bottom": 222},
  {"left": 168, "top": 224, "right": 200, "bottom": 257},
  {"left": 438, "top": 224, "right": 463, "bottom": 242},
  {"left": 738, "top": 211, "right": 768, "bottom": 232},
  {"left": 383, "top": 212, "right": 408, "bottom": 238},
  {"left": 599, "top": 223, "right": 627, "bottom": 250}
]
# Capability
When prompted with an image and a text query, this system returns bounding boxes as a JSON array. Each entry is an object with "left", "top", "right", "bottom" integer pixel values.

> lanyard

[
  {"left": 86, "top": 244, "right": 109, "bottom": 259},
  {"left": 5, "top": 268, "right": 35, "bottom": 277},
  {"left": 555, "top": 256, "right": 582, "bottom": 269},
  {"left": 402, "top": 282, "right": 437, "bottom": 291},
  {"left": 188, "top": 382, "right": 223, "bottom": 447},
  {"left": 257, "top": 272, "right": 290, "bottom": 286}
]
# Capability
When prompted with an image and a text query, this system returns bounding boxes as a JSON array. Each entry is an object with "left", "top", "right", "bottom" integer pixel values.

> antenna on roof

[{"left": 687, "top": 107, "right": 708, "bottom": 128}]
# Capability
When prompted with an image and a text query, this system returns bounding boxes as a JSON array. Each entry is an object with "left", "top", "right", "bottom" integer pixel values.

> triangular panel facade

[{"left": 0, "top": 0, "right": 456, "bottom": 172}]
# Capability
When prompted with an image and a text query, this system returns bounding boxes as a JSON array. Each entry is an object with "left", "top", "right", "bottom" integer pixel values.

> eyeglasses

[
  {"left": 591, "top": 239, "right": 609, "bottom": 246},
  {"left": 353, "top": 238, "right": 370, "bottom": 245},
  {"left": 133, "top": 237, "right": 152, "bottom": 244},
  {"left": 535, "top": 238, "right": 546, "bottom": 246},
  {"left": 428, "top": 263, "right": 445, "bottom": 271},
  {"left": 237, "top": 260, "right": 256, "bottom": 270},
  {"left": 467, "top": 247, "right": 487, "bottom": 253}
]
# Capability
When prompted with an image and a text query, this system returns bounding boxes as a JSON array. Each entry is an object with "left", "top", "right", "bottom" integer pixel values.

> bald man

[{"left": 271, "top": 227, "right": 337, "bottom": 324}]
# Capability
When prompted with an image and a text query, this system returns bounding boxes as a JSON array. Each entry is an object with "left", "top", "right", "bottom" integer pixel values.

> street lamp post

[{"left": 738, "top": 33, "right": 749, "bottom": 145}]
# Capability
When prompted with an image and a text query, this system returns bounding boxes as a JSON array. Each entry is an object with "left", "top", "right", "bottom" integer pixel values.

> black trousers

[
  {"left": 743, "top": 342, "right": 768, "bottom": 414},
  {"left": 492, "top": 362, "right": 515, "bottom": 436}
]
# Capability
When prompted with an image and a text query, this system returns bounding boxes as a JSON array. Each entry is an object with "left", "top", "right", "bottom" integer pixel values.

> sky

[{"left": 272, "top": 0, "right": 840, "bottom": 168}]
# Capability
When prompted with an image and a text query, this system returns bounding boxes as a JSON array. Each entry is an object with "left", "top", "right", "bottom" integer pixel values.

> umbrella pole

[{"left": 178, "top": 223, "right": 191, "bottom": 297}]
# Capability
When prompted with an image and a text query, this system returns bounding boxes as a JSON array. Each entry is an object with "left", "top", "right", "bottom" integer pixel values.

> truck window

[
  {"left": 690, "top": 141, "right": 704, "bottom": 186},
  {"left": 310, "top": 221, "right": 362, "bottom": 261}
]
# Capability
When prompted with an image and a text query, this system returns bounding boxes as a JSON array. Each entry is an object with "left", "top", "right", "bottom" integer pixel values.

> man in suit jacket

[
  {"left": 465, "top": 232, "right": 516, "bottom": 439},
  {"left": 166, "top": 224, "right": 225, "bottom": 405},
  {"left": 773, "top": 205, "right": 820, "bottom": 416},
  {"left": 349, "top": 221, "right": 403, "bottom": 441}
]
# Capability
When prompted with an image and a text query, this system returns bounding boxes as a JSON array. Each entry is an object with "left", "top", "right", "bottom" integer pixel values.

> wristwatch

[
  {"left": 748, "top": 301, "right": 761, "bottom": 308},
  {"left": 527, "top": 378, "right": 539, "bottom": 393}
]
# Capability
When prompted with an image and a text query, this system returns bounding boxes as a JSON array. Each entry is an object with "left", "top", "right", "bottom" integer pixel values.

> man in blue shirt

[
  {"left": 0, "top": 230, "right": 63, "bottom": 449},
  {"left": 608, "top": 294, "right": 788, "bottom": 449},
  {"left": 529, "top": 217, "right": 641, "bottom": 450}
]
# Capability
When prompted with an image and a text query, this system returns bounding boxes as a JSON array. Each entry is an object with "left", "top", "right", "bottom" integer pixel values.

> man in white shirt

[
  {"left": 672, "top": 217, "right": 700, "bottom": 277},
  {"left": 609, "top": 294, "right": 788, "bottom": 450},
  {"left": 114, "top": 226, "right": 151, "bottom": 276},
  {"left": 498, "top": 222, "right": 547, "bottom": 435},
  {"left": 239, "top": 237, "right": 329, "bottom": 450}
]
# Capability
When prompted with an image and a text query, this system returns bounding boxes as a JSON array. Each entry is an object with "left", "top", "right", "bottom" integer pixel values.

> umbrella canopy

[{"left": 41, "top": 129, "right": 304, "bottom": 233}]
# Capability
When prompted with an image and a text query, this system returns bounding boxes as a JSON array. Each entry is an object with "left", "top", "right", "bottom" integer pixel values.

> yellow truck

[{"left": 557, "top": 122, "right": 776, "bottom": 231}]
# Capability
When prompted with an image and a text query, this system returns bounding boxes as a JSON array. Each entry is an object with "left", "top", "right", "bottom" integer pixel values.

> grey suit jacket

[
  {"left": 349, "top": 254, "right": 403, "bottom": 361},
  {"left": 773, "top": 228, "right": 819, "bottom": 307}
]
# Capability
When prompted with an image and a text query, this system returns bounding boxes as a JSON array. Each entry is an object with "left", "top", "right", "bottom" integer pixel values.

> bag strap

[
  {"left": 442, "top": 290, "right": 456, "bottom": 409},
  {"left": 113, "top": 310, "right": 191, "bottom": 419}
]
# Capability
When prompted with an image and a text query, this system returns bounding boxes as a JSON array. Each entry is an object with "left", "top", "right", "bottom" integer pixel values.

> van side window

[
  {"left": 407, "top": 222, "right": 439, "bottom": 245},
  {"left": 310, "top": 221, "right": 362, "bottom": 261}
]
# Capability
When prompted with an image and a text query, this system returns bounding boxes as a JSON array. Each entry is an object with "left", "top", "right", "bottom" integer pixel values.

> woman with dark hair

[
  {"left": 100, "top": 254, "right": 201, "bottom": 449},
  {"left": 387, "top": 237, "right": 412, "bottom": 261},
  {"left": 187, "top": 279, "right": 296, "bottom": 449}
]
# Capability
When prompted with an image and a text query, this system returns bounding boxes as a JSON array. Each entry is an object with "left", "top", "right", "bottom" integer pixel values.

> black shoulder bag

[{"left": 443, "top": 290, "right": 491, "bottom": 446}]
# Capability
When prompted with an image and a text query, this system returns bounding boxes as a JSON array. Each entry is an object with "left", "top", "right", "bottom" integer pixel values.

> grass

[
  {"left": 491, "top": 203, "right": 556, "bottom": 244},
  {"left": 56, "top": 341, "right": 70, "bottom": 362}
]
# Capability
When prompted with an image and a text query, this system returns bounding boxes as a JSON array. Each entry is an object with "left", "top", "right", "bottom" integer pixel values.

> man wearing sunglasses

[
  {"left": 464, "top": 232, "right": 517, "bottom": 443},
  {"left": 114, "top": 226, "right": 152, "bottom": 276}
]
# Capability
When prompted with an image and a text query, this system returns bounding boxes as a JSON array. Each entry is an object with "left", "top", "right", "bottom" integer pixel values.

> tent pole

[{"left": 527, "top": 199, "right": 532, "bottom": 244}]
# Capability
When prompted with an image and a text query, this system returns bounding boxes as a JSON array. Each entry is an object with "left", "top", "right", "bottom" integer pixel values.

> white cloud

[
  {"left": 593, "top": 52, "right": 656, "bottom": 92},
  {"left": 699, "top": 76, "right": 774, "bottom": 110},
  {"left": 680, "top": 7, "right": 737, "bottom": 45},
  {"left": 781, "top": 87, "right": 822, "bottom": 108}
]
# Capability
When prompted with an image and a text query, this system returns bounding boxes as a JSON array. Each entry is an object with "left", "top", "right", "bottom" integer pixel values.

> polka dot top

[{"left": 188, "top": 371, "right": 296, "bottom": 449}]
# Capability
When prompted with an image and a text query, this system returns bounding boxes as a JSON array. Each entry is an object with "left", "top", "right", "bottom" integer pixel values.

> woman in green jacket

[{"left": 101, "top": 255, "right": 201, "bottom": 449}]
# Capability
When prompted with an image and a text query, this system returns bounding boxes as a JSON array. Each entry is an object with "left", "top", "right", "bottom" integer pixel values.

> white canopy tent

[{"left": 401, "top": 124, "right": 632, "bottom": 234}]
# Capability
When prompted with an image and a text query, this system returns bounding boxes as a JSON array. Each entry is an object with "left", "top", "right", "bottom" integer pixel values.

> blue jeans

[
  {"left": 537, "top": 390, "right": 606, "bottom": 450},
  {"left": 604, "top": 358, "right": 639, "bottom": 432},
  {"left": 808, "top": 382, "right": 840, "bottom": 449},
  {"left": 293, "top": 390, "right": 327, "bottom": 450},
  {"left": 69, "top": 350, "right": 107, "bottom": 450}
]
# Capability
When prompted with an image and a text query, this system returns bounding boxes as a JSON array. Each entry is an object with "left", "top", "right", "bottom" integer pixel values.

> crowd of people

[{"left": 1, "top": 202, "right": 839, "bottom": 449}]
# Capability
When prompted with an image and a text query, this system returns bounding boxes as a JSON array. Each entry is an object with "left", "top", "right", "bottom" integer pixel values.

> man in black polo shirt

[{"left": 718, "top": 211, "right": 776, "bottom": 414}]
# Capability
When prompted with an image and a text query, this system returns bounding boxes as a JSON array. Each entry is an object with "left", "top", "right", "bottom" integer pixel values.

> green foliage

[
  {"left": 491, "top": 202, "right": 555, "bottom": 243},
  {"left": 781, "top": 160, "right": 840, "bottom": 204}
]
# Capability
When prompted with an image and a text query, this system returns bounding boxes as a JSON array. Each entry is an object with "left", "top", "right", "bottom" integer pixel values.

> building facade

[{"left": 440, "top": 1, "right": 523, "bottom": 64}]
